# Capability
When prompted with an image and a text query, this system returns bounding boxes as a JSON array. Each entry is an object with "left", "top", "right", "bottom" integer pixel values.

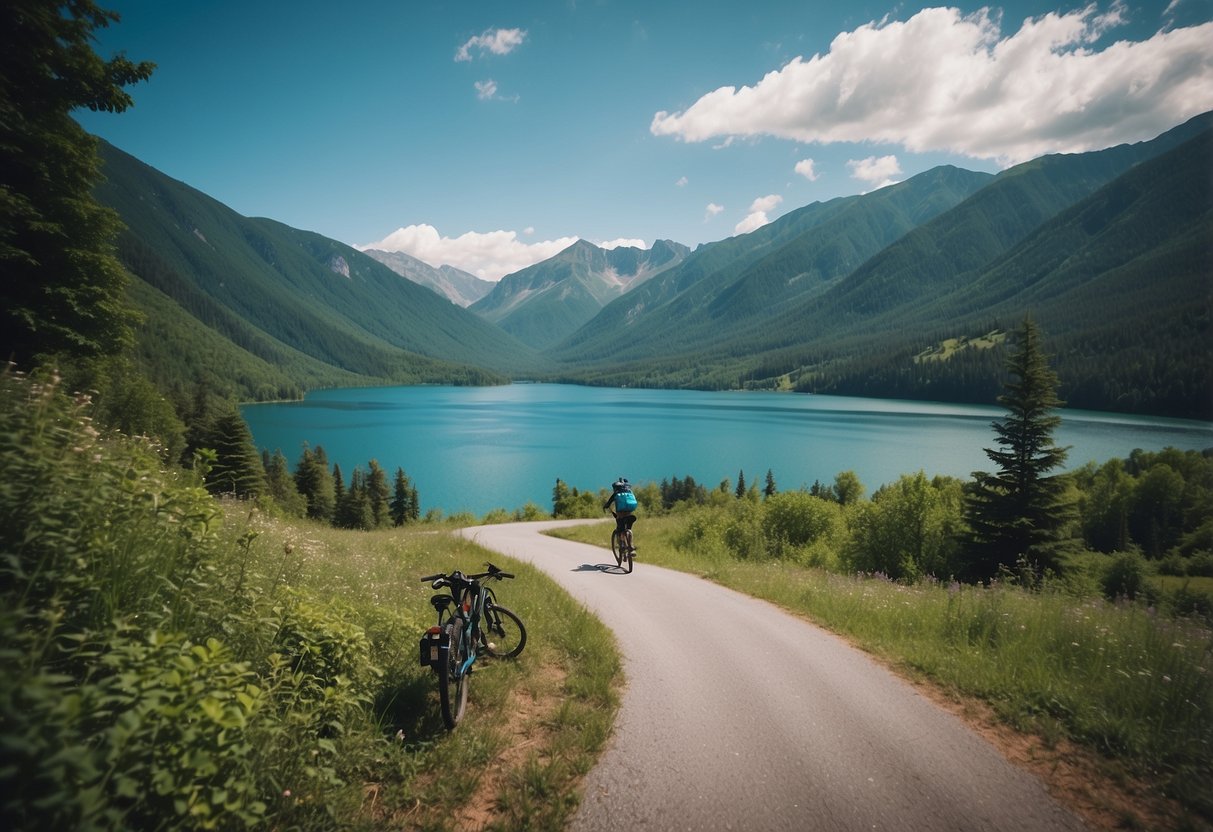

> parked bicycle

[
  {"left": 418, "top": 563, "right": 527, "bottom": 729},
  {"left": 609, "top": 510, "right": 635, "bottom": 573}
]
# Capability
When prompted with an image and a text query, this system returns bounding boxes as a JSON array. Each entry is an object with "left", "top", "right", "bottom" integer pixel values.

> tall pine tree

[
  {"left": 366, "top": 460, "right": 390, "bottom": 528},
  {"left": 294, "top": 445, "right": 335, "bottom": 522},
  {"left": 202, "top": 404, "right": 265, "bottom": 497},
  {"left": 1, "top": 0, "right": 154, "bottom": 364},
  {"left": 965, "top": 318, "right": 1076, "bottom": 581},
  {"left": 391, "top": 467, "right": 419, "bottom": 525}
]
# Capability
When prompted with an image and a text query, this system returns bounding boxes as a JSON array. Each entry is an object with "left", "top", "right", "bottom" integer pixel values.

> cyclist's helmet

[{"left": 613, "top": 477, "right": 630, "bottom": 491}]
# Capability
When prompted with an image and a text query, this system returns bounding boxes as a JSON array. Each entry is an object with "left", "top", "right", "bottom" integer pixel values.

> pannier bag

[{"left": 419, "top": 626, "right": 449, "bottom": 667}]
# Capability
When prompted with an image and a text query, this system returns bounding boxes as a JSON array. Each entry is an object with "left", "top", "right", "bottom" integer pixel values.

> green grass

[
  {"left": 205, "top": 511, "right": 623, "bottom": 831},
  {"left": 0, "top": 369, "right": 619, "bottom": 831},
  {"left": 550, "top": 516, "right": 1213, "bottom": 824}
]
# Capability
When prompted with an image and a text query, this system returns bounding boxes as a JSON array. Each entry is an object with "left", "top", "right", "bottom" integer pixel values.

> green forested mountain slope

[
  {"left": 94, "top": 141, "right": 546, "bottom": 399},
  {"left": 547, "top": 113, "right": 1211, "bottom": 418},
  {"left": 470, "top": 239, "right": 689, "bottom": 350},
  {"left": 914, "top": 128, "right": 1213, "bottom": 416},
  {"left": 124, "top": 274, "right": 368, "bottom": 401},
  {"left": 753, "top": 123, "right": 1212, "bottom": 418},
  {"left": 548, "top": 165, "right": 993, "bottom": 365},
  {"left": 773, "top": 111, "right": 1213, "bottom": 333}
]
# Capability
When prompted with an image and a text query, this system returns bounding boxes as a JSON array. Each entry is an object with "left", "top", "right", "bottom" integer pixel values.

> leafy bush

[
  {"left": 0, "top": 369, "right": 394, "bottom": 830},
  {"left": 1157, "top": 553, "right": 1189, "bottom": 576},
  {"left": 844, "top": 472, "right": 966, "bottom": 581},
  {"left": 761, "top": 491, "right": 844, "bottom": 567},
  {"left": 1189, "top": 552, "right": 1213, "bottom": 578},
  {"left": 1102, "top": 551, "right": 1148, "bottom": 601}
]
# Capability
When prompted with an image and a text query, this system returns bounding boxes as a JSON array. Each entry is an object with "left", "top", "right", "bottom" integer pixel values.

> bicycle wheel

[
  {"left": 437, "top": 620, "right": 469, "bottom": 729},
  {"left": 624, "top": 530, "right": 634, "bottom": 573},
  {"left": 611, "top": 529, "right": 624, "bottom": 568},
  {"left": 481, "top": 603, "right": 527, "bottom": 658}
]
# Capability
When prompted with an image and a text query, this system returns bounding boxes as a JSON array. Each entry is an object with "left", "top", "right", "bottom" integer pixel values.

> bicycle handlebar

[{"left": 420, "top": 563, "right": 514, "bottom": 586}]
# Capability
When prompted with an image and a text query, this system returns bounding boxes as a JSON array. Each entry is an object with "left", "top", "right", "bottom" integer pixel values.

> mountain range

[
  {"left": 469, "top": 238, "right": 690, "bottom": 350},
  {"left": 360, "top": 248, "right": 493, "bottom": 308},
  {"left": 94, "top": 111, "right": 1213, "bottom": 419}
]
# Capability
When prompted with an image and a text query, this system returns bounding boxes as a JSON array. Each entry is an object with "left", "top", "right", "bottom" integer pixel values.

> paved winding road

[{"left": 459, "top": 520, "right": 1086, "bottom": 832}]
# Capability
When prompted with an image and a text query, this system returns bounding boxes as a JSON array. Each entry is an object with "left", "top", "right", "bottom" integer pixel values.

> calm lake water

[{"left": 241, "top": 384, "right": 1213, "bottom": 518}]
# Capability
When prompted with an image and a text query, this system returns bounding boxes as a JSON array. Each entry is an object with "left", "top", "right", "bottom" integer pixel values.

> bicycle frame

[
  {"left": 454, "top": 579, "right": 485, "bottom": 676},
  {"left": 422, "top": 563, "right": 515, "bottom": 677}
]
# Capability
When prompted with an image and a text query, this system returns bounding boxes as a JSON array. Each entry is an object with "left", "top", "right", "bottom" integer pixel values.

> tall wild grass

[{"left": 0, "top": 368, "right": 618, "bottom": 831}]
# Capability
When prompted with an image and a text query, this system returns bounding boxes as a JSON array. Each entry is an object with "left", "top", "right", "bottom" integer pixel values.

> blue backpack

[{"left": 614, "top": 489, "right": 638, "bottom": 512}]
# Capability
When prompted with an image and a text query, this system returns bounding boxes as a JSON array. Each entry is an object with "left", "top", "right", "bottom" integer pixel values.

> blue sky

[{"left": 76, "top": 0, "right": 1213, "bottom": 280}]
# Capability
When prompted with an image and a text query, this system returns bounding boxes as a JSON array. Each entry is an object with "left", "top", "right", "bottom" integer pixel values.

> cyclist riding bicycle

[{"left": 603, "top": 477, "right": 638, "bottom": 554}]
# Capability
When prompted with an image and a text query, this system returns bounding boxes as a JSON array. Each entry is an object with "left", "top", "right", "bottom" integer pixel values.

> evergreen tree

[
  {"left": 332, "top": 463, "right": 346, "bottom": 506},
  {"left": 335, "top": 467, "right": 358, "bottom": 528},
  {"left": 392, "top": 468, "right": 417, "bottom": 526},
  {"left": 735, "top": 470, "right": 747, "bottom": 500},
  {"left": 551, "top": 478, "right": 571, "bottom": 518},
  {"left": 1, "top": 0, "right": 154, "bottom": 365},
  {"left": 408, "top": 483, "right": 420, "bottom": 522},
  {"left": 181, "top": 383, "right": 220, "bottom": 466},
  {"left": 294, "top": 444, "right": 335, "bottom": 522},
  {"left": 336, "top": 467, "right": 373, "bottom": 530},
  {"left": 764, "top": 469, "right": 777, "bottom": 498},
  {"left": 263, "top": 448, "right": 305, "bottom": 516},
  {"left": 202, "top": 404, "right": 264, "bottom": 497},
  {"left": 965, "top": 318, "right": 1076, "bottom": 581},
  {"left": 366, "top": 459, "right": 390, "bottom": 528}
]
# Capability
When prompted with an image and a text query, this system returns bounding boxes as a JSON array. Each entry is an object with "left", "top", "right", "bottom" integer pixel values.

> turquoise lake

[{"left": 241, "top": 384, "right": 1213, "bottom": 518}]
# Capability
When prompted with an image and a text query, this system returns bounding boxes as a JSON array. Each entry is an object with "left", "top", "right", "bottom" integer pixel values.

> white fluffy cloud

[
  {"left": 360, "top": 225, "right": 578, "bottom": 281},
  {"left": 651, "top": 4, "right": 1213, "bottom": 164},
  {"left": 847, "top": 155, "right": 902, "bottom": 189},
  {"left": 456, "top": 28, "right": 527, "bottom": 62},
  {"left": 705, "top": 202, "right": 724, "bottom": 220},
  {"left": 474, "top": 79, "right": 498, "bottom": 100},
  {"left": 794, "top": 159, "right": 819, "bottom": 181},
  {"left": 735, "top": 194, "right": 783, "bottom": 235}
]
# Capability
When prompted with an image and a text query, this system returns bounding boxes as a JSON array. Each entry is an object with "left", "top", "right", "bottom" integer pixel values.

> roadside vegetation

[
  {"left": 0, "top": 368, "right": 618, "bottom": 831},
  {"left": 549, "top": 456, "right": 1213, "bottom": 827}
]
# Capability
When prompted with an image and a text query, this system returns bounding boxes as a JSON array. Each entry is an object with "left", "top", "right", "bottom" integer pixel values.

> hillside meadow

[{"left": 0, "top": 368, "right": 617, "bottom": 832}]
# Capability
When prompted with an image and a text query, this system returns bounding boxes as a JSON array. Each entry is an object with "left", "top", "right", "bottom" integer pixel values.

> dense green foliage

[
  {"left": 285, "top": 445, "right": 421, "bottom": 531},
  {"left": 0, "top": 369, "right": 619, "bottom": 830},
  {"left": 0, "top": 0, "right": 153, "bottom": 365},
  {"left": 1074, "top": 447, "right": 1213, "bottom": 564}
]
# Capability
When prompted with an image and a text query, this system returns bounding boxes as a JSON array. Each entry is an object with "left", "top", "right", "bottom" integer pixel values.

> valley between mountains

[{"left": 96, "top": 111, "right": 1212, "bottom": 420}]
